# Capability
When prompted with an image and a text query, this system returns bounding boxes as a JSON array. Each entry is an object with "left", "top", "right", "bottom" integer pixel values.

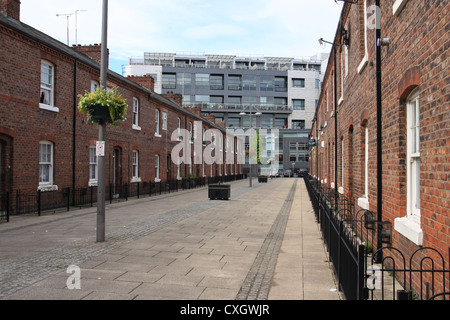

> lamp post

[
  {"left": 97, "top": 0, "right": 108, "bottom": 242},
  {"left": 240, "top": 106, "right": 261, "bottom": 187}
]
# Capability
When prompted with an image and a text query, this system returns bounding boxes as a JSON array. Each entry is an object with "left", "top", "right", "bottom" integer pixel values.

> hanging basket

[
  {"left": 88, "top": 104, "right": 112, "bottom": 122},
  {"left": 78, "top": 87, "right": 128, "bottom": 125}
]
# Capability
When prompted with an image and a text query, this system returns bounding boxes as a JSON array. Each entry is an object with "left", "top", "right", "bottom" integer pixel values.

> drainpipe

[
  {"left": 72, "top": 58, "right": 78, "bottom": 203},
  {"left": 375, "top": 0, "right": 383, "bottom": 261},
  {"left": 334, "top": 39, "right": 338, "bottom": 210}
]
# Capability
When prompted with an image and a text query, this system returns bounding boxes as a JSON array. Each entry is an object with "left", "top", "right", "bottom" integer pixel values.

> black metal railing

[
  {"left": 304, "top": 174, "right": 450, "bottom": 300},
  {"left": 304, "top": 175, "right": 364, "bottom": 299},
  {"left": 0, "top": 174, "right": 245, "bottom": 218}
]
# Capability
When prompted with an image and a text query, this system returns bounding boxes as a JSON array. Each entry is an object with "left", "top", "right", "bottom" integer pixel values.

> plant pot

[
  {"left": 208, "top": 184, "right": 230, "bottom": 200},
  {"left": 88, "top": 104, "right": 112, "bottom": 122}
]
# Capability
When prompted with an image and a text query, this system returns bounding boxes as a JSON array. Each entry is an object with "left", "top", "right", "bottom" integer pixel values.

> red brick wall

[
  {"left": 0, "top": 16, "right": 243, "bottom": 197},
  {"left": 0, "top": 0, "right": 20, "bottom": 20},
  {"left": 311, "top": 0, "right": 449, "bottom": 287}
]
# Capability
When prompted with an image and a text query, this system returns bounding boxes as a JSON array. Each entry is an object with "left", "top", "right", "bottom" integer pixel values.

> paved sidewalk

[{"left": 0, "top": 178, "right": 341, "bottom": 300}]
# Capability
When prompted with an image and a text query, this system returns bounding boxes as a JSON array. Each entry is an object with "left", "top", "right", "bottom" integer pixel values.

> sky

[{"left": 20, "top": 0, "right": 344, "bottom": 75}]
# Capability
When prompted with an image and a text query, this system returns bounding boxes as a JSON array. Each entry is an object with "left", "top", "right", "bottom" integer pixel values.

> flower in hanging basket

[{"left": 78, "top": 87, "right": 128, "bottom": 125}]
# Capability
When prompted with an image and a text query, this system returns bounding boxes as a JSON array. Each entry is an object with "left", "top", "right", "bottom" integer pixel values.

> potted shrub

[
  {"left": 208, "top": 181, "right": 231, "bottom": 200},
  {"left": 78, "top": 87, "right": 128, "bottom": 125},
  {"left": 183, "top": 173, "right": 197, "bottom": 189},
  {"left": 258, "top": 175, "right": 268, "bottom": 183}
]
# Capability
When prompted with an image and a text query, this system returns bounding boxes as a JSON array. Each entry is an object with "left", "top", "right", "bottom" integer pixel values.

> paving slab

[{"left": 0, "top": 178, "right": 342, "bottom": 301}]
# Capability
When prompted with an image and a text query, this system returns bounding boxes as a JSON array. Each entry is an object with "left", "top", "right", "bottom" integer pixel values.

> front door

[
  {"left": 0, "top": 135, "right": 12, "bottom": 195},
  {"left": 0, "top": 135, "right": 12, "bottom": 216}
]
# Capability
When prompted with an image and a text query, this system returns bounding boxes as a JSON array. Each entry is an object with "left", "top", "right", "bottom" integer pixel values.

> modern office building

[
  {"left": 125, "top": 52, "right": 328, "bottom": 174},
  {"left": 125, "top": 52, "right": 328, "bottom": 130}
]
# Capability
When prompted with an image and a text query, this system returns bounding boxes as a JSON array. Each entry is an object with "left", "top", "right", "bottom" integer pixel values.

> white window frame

[
  {"left": 177, "top": 117, "right": 182, "bottom": 141},
  {"left": 91, "top": 80, "right": 99, "bottom": 93},
  {"left": 176, "top": 157, "right": 181, "bottom": 180},
  {"left": 39, "top": 141, "right": 57, "bottom": 191},
  {"left": 155, "top": 109, "right": 161, "bottom": 137},
  {"left": 358, "top": 126, "right": 369, "bottom": 209},
  {"left": 395, "top": 89, "right": 423, "bottom": 245},
  {"left": 162, "top": 112, "right": 167, "bottom": 130},
  {"left": 344, "top": 44, "right": 349, "bottom": 78},
  {"left": 202, "top": 159, "right": 205, "bottom": 177},
  {"left": 131, "top": 150, "right": 141, "bottom": 182},
  {"left": 357, "top": 0, "right": 369, "bottom": 74},
  {"left": 407, "top": 92, "right": 421, "bottom": 218},
  {"left": 339, "top": 137, "right": 344, "bottom": 194},
  {"left": 40, "top": 60, "right": 59, "bottom": 112},
  {"left": 132, "top": 98, "right": 141, "bottom": 130},
  {"left": 155, "top": 154, "right": 160, "bottom": 182},
  {"left": 89, "top": 146, "right": 98, "bottom": 186},
  {"left": 339, "top": 48, "right": 345, "bottom": 105}
]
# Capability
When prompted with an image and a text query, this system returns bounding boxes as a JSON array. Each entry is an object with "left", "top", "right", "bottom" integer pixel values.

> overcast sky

[{"left": 20, "top": 0, "right": 343, "bottom": 75}]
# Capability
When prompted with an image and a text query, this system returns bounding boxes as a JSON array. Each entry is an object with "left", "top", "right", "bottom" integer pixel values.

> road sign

[{"left": 96, "top": 141, "right": 105, "bottom": 157}]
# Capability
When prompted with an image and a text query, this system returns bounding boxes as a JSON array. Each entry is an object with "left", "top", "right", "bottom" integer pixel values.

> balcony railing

[
  {"left": 128, "top": 57, "right": 323, "bottom": 73},
  {"left": 184, "top": 103, "right": 292, "bottom": 112}
]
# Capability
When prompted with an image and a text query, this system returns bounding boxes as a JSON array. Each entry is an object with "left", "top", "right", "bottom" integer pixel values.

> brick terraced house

[
  {"left": 309, "top": 0, "right": 448, "bottom": 298},
  {"left": 0, "top": 1, "right": 243, "bottom": 213}
]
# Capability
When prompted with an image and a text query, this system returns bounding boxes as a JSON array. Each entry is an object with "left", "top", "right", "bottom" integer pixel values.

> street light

[
  {"left": 240, "top": 107, "right": 261, "bottom": 187},
  {"left": 97, "top": 0, "right": 108, "bottom": 242}
]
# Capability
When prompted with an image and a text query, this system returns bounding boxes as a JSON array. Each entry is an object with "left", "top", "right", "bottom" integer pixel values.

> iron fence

[
  {"left": 304, "top": 174, "right": 450, "bottom": 300},
  {"left": 0, "top": 174, "right": 245, "bottom": 218}
]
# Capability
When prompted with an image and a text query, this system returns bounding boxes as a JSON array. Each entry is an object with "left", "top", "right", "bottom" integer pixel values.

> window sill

[
  {"left": 357, "top": 55, "right": 369, "bottom": 74},
  {"left": 132, "top": 124, "right": 141, "bottom": 131},
  {"left": 154, "top": 133, "right": 162, "bottom": 138},
  {"left": 131, "top": 177, "right": 141, "bottom": 183},
  {"left": 357, "top": 196, "right": 370, "bottom": 210},
  {"left": 394, "top": 216, "right": 423, "bottom": 245},
  {"left": 89, "top": 180, "right": 98, "bottom": 187},
  {"left": 393, "top": 0, "right": 408, "bottom": 16},
  {"left": 154, "top": 178, "right": 161, "bottom": 183},
  {"left": 38, "top": 184, "right": 58, "bottom": 192},
  {"left": 39, "top": 103, "right": 59, "bottom": 113}
]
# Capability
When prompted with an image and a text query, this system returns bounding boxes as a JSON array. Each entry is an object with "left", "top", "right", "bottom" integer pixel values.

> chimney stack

[
  {"left": 163, "top": 92, "right": 183, "bottom": 106},
  {"left": 1, "top": 0, "right": 21, "bottom": 21},
  {"left": 127, "top": 75, "right": 155, "bottom": 92},
  {"left": 73, "top": 44, "right": 109, "bottom": 67}
]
